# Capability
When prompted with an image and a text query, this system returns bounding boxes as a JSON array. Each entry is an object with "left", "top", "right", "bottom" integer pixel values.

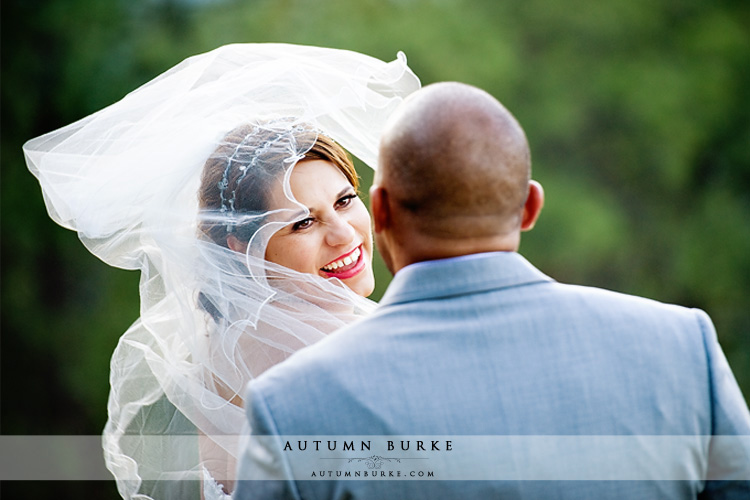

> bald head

[{"left": 378, "top": 82, "right": 531, "bottom": 238}]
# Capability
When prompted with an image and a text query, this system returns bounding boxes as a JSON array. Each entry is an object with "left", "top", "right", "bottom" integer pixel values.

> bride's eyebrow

[{"left": 335, "top": 185, "right": 354, "bottom": 198}]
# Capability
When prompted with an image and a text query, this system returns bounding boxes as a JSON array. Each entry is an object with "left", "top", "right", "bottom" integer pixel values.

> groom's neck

[{"left": 388, "top": 230, "right": 521, "bottom": 274}]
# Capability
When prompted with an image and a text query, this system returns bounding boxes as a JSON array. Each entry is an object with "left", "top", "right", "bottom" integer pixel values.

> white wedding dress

[{"left": 203, "top": 469, "right": 232, "bottom": 500}]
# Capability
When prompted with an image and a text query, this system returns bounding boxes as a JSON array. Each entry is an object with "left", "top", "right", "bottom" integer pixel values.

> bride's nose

[{"left": 324, "top": 215, "right": 356, "bottom": 246}]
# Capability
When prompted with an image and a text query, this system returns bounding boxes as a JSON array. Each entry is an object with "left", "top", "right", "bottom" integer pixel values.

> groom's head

[{"left": 372, "top": 82, "right": 544, "bottom": 274}]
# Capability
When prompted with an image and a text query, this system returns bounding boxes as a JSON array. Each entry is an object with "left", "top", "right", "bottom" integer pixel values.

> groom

[{"left": 234, "top": 82, "right": 750, "bottom": 498}]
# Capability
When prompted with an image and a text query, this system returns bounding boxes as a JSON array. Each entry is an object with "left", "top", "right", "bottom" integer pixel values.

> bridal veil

[{"left": 24, "top": 43, "right": 420, "bottom": 499}]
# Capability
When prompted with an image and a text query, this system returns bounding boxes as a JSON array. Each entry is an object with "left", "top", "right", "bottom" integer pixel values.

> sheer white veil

[{"left": 23, "top": 44, "right": 420, "bottom": 499}]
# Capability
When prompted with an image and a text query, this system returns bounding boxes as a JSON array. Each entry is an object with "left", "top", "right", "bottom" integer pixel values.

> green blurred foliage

[{"left": 2, "top": 0, "right": 748, "bottom": 496}]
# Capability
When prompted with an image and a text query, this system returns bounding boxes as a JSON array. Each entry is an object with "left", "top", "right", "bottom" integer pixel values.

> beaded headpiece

[{"left": 216, "top": 122, "right": 311, "bottom": 232}]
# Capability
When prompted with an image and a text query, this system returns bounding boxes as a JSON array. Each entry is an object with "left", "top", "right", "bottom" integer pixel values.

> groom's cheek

[{"left": 374, "top": 232, "right": 394, "bottom": 275}]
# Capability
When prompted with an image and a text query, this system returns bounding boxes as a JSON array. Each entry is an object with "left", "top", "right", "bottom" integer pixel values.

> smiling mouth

[{"left": 320, "top": 245, "right": 365, "bottom": 279}]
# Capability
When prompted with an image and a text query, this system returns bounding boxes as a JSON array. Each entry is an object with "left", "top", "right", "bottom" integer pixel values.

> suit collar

[{"left": 379, "top": 251, "right": 553, "bottom": 306}]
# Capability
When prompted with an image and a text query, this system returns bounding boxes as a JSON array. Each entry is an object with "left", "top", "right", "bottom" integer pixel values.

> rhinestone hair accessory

[{"left": 217, "top": 122, "right": 311, "bottom": 232}]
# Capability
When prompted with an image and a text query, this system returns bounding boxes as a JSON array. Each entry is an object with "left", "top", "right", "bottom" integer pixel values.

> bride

[{"left": 23, "top": 43, "right": 420, "bottom": 499}]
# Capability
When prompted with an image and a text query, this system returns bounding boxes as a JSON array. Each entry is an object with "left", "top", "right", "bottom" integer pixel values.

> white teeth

[{"left": 322, "top": 247, "right": 361, "bottom": 272}]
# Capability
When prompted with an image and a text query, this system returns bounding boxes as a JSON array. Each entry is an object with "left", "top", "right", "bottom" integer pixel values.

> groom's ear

[
  {"left": 369, "top": 184, "right": 391, "bottom": 234},
  {"left": 520, "top": 180, "right": 544, "bottom": 232}
]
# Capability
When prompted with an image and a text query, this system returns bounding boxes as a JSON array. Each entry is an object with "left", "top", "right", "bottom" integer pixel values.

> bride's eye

[
  {"left": 335, "top": 193, "right": 357, "bottom": 209},
  {"left": 292, "top": 217, "right": 314, "bottom": 231}
]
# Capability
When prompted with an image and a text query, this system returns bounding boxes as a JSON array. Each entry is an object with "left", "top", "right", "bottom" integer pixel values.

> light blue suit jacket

[{"left": 235, "top": 252, "right": 750, "bottom": 499}]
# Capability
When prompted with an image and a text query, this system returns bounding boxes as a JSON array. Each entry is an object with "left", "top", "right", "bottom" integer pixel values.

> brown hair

[{"left": 198, "top": 123, "right": 359, "bottom": 247}]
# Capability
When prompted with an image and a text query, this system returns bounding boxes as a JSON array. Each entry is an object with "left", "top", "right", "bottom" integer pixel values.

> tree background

[{"left": 2, "top": 0, "right": 748, "bottom": 497}]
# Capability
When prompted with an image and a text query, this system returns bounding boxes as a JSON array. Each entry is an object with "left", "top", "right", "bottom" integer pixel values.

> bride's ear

[
  {"left": 369, "top": 184, "right": 391, "bottom": 234},
  {"left": 520, "top": 180, "right": 544, "bottom": 232},
  {"left": 226, "top": 234, "right": 248, "bottom": 253}
]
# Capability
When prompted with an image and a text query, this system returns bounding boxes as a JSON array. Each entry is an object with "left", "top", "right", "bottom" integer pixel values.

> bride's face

[{"left": 265, "top": 159, "right": 375, "bottom": 297}]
